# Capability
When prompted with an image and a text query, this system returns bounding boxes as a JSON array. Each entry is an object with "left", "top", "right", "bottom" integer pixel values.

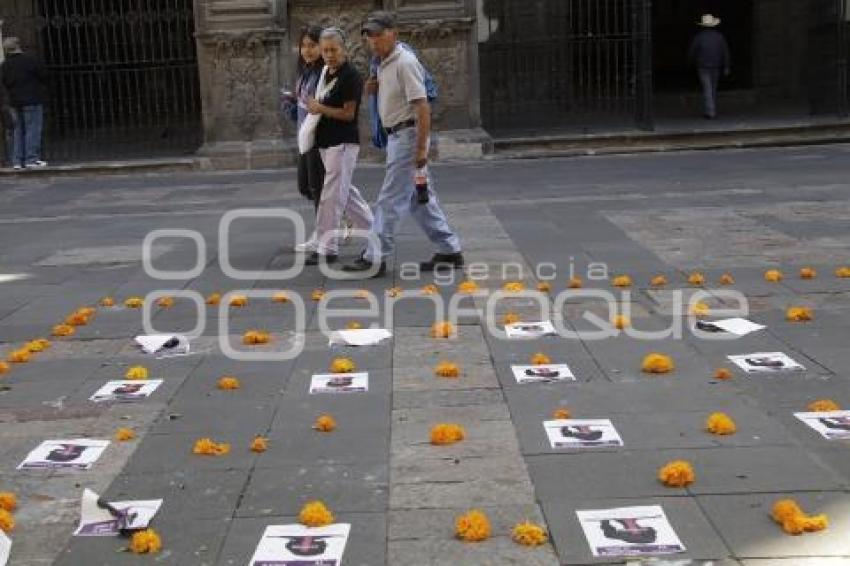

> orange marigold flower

[
  {"left": 99, "top": 296, "right": 115, "bottom": 307},
  {"left": 764, "top": 269, "right": 784, "bottom": 282},
  {"left": 512, "top": 521, "right": 548, "bottom": 546},
  {"left": 690, "top": 301, "right": 711, "bottom": 317},
  {"left": 807, "top": 399, "right": 841, "bottom": 412},
  {"left": 658, "top": 460, "right": 695, "bottom": 487},
  {"left": 346, "top": 321, "right": 363, "bottom": 330},
  {"left": 52, "top": 324, "right": 75, "bottom": 337},
  {"left": 299, "top": 500, "right": 334, "bottom": 527},
  {"left": 771, "top": 498, "right": 828, "bottom": 535},
  {"left": 64, "top": 311, "right": 90, "bottom": 326},
  {"left": 836, "top": 266, "right": 850, "bottom": 278},
  {"left": 435, "top": 361, "right": 460, "bottom": 378},
  {"left": 641, "top": 353, "right": 674, "bottom": 374},
  {"left": 552, "top": 407, "right": 572, "bottom": 420},
  {"left": 129, "top": 529, "right": 162, "bottom": 554},
  {"left": 568, "top": 277, "right": 583, "bottom": 289},
  {"left": 7, "top": 349, "right": 30, "bottom": 364},
  {"left": 314, "top": 414, "right": 337, "bottom": 432},
  {"left": 192, "top": 438, "right": 230, "bottom": 456},
  {"left": 387, "top": 286, "right": 403, "bottom": 298},
  {"left": 714, "top": 367, "right": 733, "bottom": 380},
  {"left": 206, "top": 292, "right": 221, "bottom": 305},
  {"left": 157, "top": 296, "right": 174, "bottom": 308},
  {"left": 330, "top": 357, "right": 356, "bottom": 373},
  {"left": 115, "top": 428, "right": 136, "bottom": 441},
  {"left": 688, "top": 272, "right": 706, "bottom": 286},
  {"left": 125, "top": 365, "right": 149, "bottom": 380},
  {"left": 0, "top": 361, "right": 9, "bottom": 374},
  {"left": 650, "top": 275, "right": 668, "bottom": 287},
  {"left": 786, "top": 306, "right": 813, "bottom": 322},
  {"left": 800, "top": 267, "right": 817, "bottom": 279},
  {"left": 706, "top": 412, "right": 737, "bottom": 435},
  {"left": 502, "top": 312, "right": 521, "bottom": 326},
  {"left": 0, "top": 508, "right": 15, "bottom": 533},
  {"left": 719, "top": 273, "right": 735, "bottom": 285},
  {"left": 217, "top": 376, "right": 241, "bottom": 390},
  {"left": 503, "top": 281, "right": 525, "bottom": 293},
  {"left": 250, "top": 436, "right": 268, "bottom": 453},
  {"left": 311, "top": 289, "right": 326, "bottom": 301},
  {"left": 272, "top": 291, "right": 289, "bottom": 303},
  {"left": 124, "top": 297, "right": 144, "bottom": 308},
  {"left": 422, "top": 283, "right": 439, "bottom": 295},
  {"left": 458, "top": 280, "right": 480, "bottom": 294},
  {"left": 242, "top": 330, "right": 271, "bottom": 345},
  {"left": 455, "top": 509, "right": 490, "bottom": 542},
  {"left": 530, "top": 352, "right": 552, "bottom": 365},
  {"left": 26, "top": 338, "right": 50, "bottom": 353},
  {"left": 612, "top": 275, "right": 632, "bottom": 288},
  {"left": 229, "top": 295, "right": 248, "bottom": 307},
  {"left": 612, "top": 315, "right": 630, "bottom": 329},
  {"left": 537, "top": 281, "right": 552, "bottom": 292},
  {"left": 431, "top": 321, "right": 455, "bottom": 339},
  {"left": 0, "top": 492, "right": 17, "bottom": 512},
  {"left": 430, "top": 423, "right": 466, "bottom": 445}
]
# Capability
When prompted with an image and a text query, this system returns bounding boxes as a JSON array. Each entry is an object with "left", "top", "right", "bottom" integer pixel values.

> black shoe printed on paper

[
  {"left": 819, "top": 416, "right": 850, "bottom": 431},
  {"left": 560, "top": 425, "right": 604, "bottom": 442},
  {"left": 600, "top": 518, "right": 658, "bottom": 545}
]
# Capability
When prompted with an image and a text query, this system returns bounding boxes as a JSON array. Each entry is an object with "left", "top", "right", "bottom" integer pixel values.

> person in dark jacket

[
  {"left": 0, "top": 37, "right": 48, "bottom": 168},
  {"left": 688, "top": 15, "right": 731, "bottom": 119}
]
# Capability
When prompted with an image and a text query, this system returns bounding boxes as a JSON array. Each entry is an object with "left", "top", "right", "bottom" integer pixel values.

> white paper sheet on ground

[
  {"left": 512, "top": 364, "right": 575, "bottom": 384},
  {"left": 17, "top": 439, "right": 110, "bottom": 470},
  {"left": 505, "top": 321, "right": 557, "bottom": 339},
  {"left": 89, "top": 380, "right": 163, "bottom": 403},
  {"left": 727, "top": 352, "right": 805, "bottom": 373},
  {"left": 0, "top": 531, "right": 10, "bottom": 566},
  {"left": 328, "top": 329, "right": 392, "bottom": 347},
  {"left": 310, "top": 372, "right": 368, "bottom": 394},
  {"left": 543, "top": 419, "right": 624, "bottom": 449},
  {"left": 74, "top": 488, "right": 162, "bottom": 536},
  {"left": 698, "top": 317, "right": 766, "bottom": 336},
  {"left": 249, "top": 523, "right": 351, "bottom": 566},
  {"left": 134, "top": 334, "right": 190, "bottom": 357},
  {"left": 577, "top": 505, "right": 685, "bottom": 558},
  {"left": 794, "top": 411, "right": 850, "bottom": 440}
]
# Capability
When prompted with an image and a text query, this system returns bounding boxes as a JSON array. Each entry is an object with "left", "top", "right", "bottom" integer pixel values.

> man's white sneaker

[
  {"left": 294, "top": 240, "right": 319, "bottom": 253},
  {"left": 25, "top": 160, "right": 47, "bottom": 168},
  {"left": 12, "top": 165, "right": 22, "bottom": 171}
]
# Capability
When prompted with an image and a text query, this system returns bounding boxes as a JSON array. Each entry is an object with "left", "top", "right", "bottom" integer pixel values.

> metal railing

[{"left": 1, "top": 0, "right": 202, "bottom": 164}]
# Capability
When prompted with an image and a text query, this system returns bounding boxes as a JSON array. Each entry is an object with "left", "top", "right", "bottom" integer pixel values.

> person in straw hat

[{"left": 688, "top": 14, "right": 731, "bottom": 119}]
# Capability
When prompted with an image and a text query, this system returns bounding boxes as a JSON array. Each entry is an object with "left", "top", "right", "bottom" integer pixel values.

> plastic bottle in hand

[{"left": 415, "top": 166, "right": 430, "bottom": 204}]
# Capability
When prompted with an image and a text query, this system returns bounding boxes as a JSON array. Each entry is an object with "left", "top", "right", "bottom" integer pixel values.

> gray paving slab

[
  {"left": 216, "top": 513, "right": 387, "bottom": 566},
  {"left": 54, "top": 517, "right": 231, "bottom": 566},
  {"left": 148, "top": 396, "right": 277, "bottom": 434},
  {"left": 102, "top": 468, "right": 249, "bottom": 521},
  {"left": 392, "top": 388, "right": 506, "bottom": 410},
  {"left": 237, "top": 461, "right": 388, "bottom": 517},
  {"left": 698, "top": 491, "right": 850, "bottom": 558},
  {"left": 122, "top": 430, "right": 260, "bottom": 473}
]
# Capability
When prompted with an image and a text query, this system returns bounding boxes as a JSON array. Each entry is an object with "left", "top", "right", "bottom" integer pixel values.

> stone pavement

[{"left": 1, "top": 144, "right": 850, "bottom": 565}]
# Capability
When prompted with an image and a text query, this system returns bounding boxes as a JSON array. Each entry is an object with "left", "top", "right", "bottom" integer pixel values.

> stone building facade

[{"left": 1, "top": 0, "right": 847, "bottom": 167}]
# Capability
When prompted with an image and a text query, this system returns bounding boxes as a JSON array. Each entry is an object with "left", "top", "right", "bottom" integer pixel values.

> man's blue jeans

[
  {"left": 698, "top": 68, "right": 720, "bottom": 118},
  {"left": 11, "top": 105, "right": 44, "bottom": 166},
  {"left": 364, "top": 127, "right": 461, "bottom": 264}
]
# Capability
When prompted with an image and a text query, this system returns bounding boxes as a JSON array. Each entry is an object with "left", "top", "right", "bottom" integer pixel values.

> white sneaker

[
  {"left": 12, "top": 165, "right": 22, "bottom": 171},
  {"left": 294, "top": 239, "right": 319, "bottom": 253},
  {"left": 342, "top": 218, "right": 353, "bottom": 242},
  {"left": 25, "top": 160, "right": 47, "bottom": 168}
]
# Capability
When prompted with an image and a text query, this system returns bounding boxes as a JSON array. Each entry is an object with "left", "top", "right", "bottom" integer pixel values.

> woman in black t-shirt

[{"left": 304, "top": 27, "right": 374, "bottom": 265}]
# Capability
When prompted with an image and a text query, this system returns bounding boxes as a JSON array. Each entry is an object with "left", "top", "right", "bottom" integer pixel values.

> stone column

[{"left": 194, "top": 0, "right": 290, "bottom": 169}]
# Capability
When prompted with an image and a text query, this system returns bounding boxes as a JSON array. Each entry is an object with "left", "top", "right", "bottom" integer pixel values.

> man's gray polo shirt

[{"left": 377, "top": 43, "right": 427, "bottom": 129}]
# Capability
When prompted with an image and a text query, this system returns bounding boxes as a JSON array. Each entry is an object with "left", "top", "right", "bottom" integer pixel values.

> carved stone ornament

[{"left": 211, "top": 33, "right": 272, "bottom": 138}]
